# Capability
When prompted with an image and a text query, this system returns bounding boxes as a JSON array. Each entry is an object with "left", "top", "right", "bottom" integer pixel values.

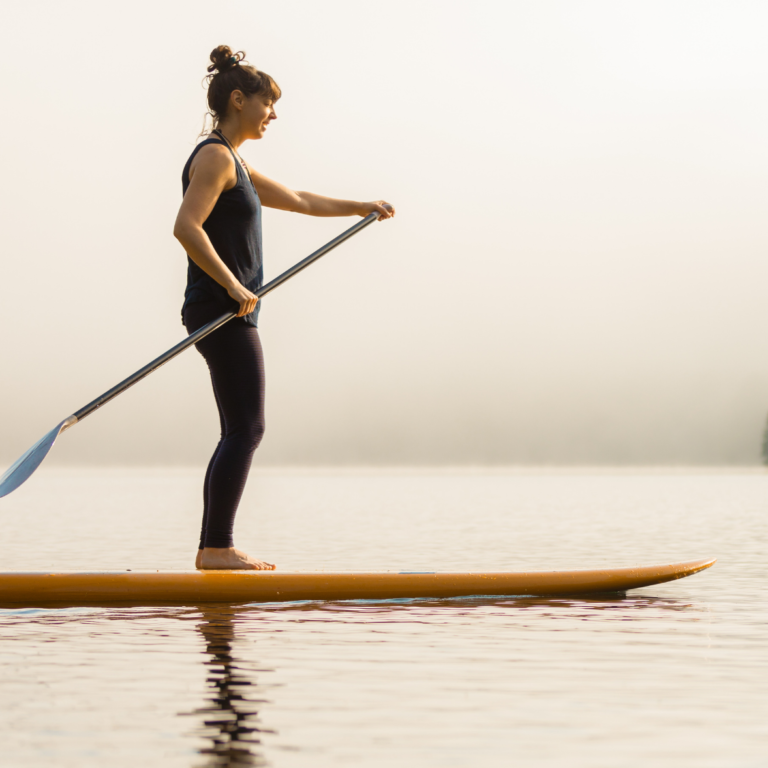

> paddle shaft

[{"left": 71, "top": 212, "right": 380, "bottom": 423}]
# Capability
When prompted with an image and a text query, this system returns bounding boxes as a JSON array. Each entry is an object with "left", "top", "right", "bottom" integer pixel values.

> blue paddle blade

[{"left": 0, "top": 416, "right": 77, "bottom": 498}]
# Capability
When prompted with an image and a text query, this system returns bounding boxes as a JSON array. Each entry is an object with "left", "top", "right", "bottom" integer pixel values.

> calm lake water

[{"left": 0, "top": 467, "right": 765, "bottom": 767}]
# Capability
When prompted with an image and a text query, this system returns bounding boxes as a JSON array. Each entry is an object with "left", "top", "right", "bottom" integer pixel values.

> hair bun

[{"left": 208, "top": 45, "right": 245, "bottom": 74}]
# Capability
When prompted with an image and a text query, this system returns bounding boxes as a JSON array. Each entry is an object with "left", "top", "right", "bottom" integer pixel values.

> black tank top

[{"left": 180, "top": 136, "right": 263, "bottom": 327}]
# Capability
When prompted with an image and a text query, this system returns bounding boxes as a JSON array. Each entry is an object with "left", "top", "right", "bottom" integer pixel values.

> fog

[{"left": 2, "top": 0, "right": 768, "bottom": 466}]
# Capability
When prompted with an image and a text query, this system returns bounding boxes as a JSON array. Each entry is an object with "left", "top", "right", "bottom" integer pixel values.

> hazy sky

[{"left": 2, "top": 0, "right": 768, "bottom": 466}]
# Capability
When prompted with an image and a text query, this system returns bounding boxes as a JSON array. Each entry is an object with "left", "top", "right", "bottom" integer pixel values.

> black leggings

[{"left": 183, "top": 302, "right": 266, "bottom": 549}]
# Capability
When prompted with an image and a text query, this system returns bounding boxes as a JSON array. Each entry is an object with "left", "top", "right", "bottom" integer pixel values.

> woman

[{"left": 174, "top": 46, "right": 395, "bottom": 571}]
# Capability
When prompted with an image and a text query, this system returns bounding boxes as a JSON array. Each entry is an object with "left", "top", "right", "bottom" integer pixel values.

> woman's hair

[{"left": 204, "top": 45, "right": 281, "bottom": 130}]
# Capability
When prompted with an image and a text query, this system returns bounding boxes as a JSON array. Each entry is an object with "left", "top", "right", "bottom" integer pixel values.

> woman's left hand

[{"left": 362, "top": 200, "right": 395, "bottom": 221}]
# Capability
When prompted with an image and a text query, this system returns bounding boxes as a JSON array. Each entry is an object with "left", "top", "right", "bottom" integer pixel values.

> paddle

[{"left": 0, "top": 212, "right": 383, "bottom": 498}]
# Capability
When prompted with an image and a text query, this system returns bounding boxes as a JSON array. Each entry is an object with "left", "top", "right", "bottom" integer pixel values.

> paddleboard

[{"left": 0, "top": 558, "right": 715, "bottom": 608}]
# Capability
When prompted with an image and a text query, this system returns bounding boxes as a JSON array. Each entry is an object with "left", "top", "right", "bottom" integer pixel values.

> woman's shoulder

[
  {"left": 191, "top": 139, "right": 235, "bottom": 166},
  {"left": 187, "top": 141, "right": 237, "bottom": 184}
]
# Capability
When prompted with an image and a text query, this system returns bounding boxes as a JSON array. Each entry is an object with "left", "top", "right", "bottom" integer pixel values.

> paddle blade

[{"left": 0, "top": 416, "right": 77, "bottom": 498}]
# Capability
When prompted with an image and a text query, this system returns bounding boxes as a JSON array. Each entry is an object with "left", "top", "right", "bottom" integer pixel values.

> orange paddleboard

[{"left": 0, "top": 558, "right": 715, "bottom": 608}]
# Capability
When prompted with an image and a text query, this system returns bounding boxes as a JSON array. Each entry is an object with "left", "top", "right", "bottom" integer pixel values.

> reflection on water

[
  {"left": 177, "top": 592, "right": 697, "bottom": 768},
  {"left": 0, "top": 588, "right": 752, "bottom": 768},
  {"left": 254, "top": 592, "right": 689, "bottom": 612},
  {"left": 184, "top": 609, "right": 273, "bottom": 767},
  {"left": 179, "top": 592, "right": 694, "bottom": 768}
]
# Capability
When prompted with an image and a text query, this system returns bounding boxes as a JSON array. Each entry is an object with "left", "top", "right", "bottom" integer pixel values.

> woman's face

[{"left": 241, "top": 93, "right": 277, "bottom": 140}]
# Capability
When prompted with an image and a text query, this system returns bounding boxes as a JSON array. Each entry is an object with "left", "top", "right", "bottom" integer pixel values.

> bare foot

[
  {"left": 197, "top": 547, "right": 276, "bottom": 571},
  {"left": 195, "top": 550, "right": 203, "bottom": 570}
]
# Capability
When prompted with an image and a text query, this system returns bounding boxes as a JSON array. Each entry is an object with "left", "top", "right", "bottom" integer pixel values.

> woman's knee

[
  {"left": 227, "top": 418, "right": 265, "bottom": 453},
  {"left": 248, "top": 420, "right": 266, "bottom": 451}
]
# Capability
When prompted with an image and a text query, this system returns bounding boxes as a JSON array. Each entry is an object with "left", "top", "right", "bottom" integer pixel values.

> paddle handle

[{"left": 72, "top": 212, "right": 380, "bottom": 423}]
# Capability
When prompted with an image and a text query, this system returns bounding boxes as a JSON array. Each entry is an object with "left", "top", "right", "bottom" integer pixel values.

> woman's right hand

[{"left": 227, "top": 282, "right": 259, "bottom": 317}]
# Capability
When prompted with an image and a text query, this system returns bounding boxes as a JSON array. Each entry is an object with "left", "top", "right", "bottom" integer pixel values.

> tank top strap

[{"left": 211, "top": 129, "right": 251, "bottom": 180}]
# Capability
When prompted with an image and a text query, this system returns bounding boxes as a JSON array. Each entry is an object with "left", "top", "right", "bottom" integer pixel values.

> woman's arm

[
  {"left": 173, "top": 146, "right": 258, "bottom": 317},
  {"left": 248, "top": 164, "right": 395, "bottom": 220}
]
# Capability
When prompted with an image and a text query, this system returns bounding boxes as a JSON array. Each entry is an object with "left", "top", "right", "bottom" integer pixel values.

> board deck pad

[{"left": 0, "top": 558, "right": 715, "bottom": 608}]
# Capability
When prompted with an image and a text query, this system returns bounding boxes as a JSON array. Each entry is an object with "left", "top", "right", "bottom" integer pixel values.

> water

[{"left": 0, "top": 468, "right": 766, "bottom": 767}]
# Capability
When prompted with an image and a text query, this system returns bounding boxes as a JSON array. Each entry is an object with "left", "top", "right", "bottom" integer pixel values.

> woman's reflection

[{"left": 187, "top": 607, "right": 273, "bottom": 767}]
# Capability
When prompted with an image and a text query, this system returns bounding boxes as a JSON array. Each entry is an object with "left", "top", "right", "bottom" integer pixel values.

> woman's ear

[{"left": 229, "top": 89, "right": 245, "bottom": 112}]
